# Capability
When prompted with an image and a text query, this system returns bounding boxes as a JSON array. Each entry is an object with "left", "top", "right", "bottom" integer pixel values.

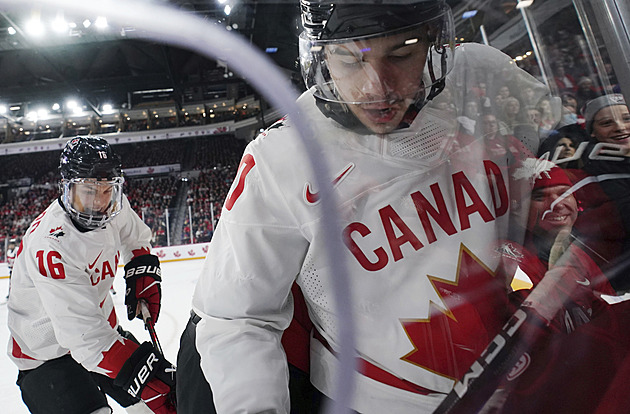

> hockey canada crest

[{"left": 49, "top": 226, "right": 65, "bottom": 238}]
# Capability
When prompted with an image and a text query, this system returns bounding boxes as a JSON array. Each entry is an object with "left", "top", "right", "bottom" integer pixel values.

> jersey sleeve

[{"left": 192, "top": 139, "right": 310, "bottom": 414}]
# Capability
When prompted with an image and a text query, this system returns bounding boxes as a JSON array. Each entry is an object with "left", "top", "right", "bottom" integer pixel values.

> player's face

[
  {"left": 325, "top": 29, "right": 429, "bottom": 134},
  {"left": 590, "top": 105, "right": 630, "bottom": 151},
  {"left": 527, "top": 184, "right": 577, "bottom": 237},
  {"left": 72, "top": 179, "right": 116, "bottom": 214}
]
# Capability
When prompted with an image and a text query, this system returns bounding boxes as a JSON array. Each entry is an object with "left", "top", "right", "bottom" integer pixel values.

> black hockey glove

[
  {"left": 114, "top": 342, "right": 177, "bottom": 413},
  {"left": 124, "top": 254, "right": 162, "bottom": 322}
]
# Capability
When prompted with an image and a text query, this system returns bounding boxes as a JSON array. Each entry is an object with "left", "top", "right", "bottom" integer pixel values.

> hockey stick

[
  {"left": 139, "top": 300, "right": 178, "bottom": 409},
  {"left": 434, "top": 249, "right": 630, "bottom": 414},
  {"left": 139, "top": 300, "right": 164, "bottom": 357}
]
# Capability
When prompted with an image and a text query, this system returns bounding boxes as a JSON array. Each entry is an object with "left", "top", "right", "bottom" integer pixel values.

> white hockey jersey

[
  {"left": 6, "top": 245, "right": 16, "bottom": 271},
  {"left": 7, "top": 195, "right": 152, "bottom": 375},
  {"left": 192, "top": 43, "right": 552, "bottom": 413}
]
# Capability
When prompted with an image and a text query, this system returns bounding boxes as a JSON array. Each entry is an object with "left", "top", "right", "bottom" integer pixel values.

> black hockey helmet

[
  {"left": 301, "top": 0, "right": 448, "bottom": 41},
  {"left": 59, "top": 137, "right": 124, "bottom": 230},
  {"left": 299, "top": 0, "right": 455, "bottom": 132},
  {"left": 59, "top": 136, "right": 122, "bottom": 180}
]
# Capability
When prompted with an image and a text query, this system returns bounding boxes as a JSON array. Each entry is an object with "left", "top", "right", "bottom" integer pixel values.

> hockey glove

[
  {"left": 114, "top": 342, "right": 177, "bottom": 413},
  {"left": 125, "top": 254, "right": 162, "bottom": 322}
]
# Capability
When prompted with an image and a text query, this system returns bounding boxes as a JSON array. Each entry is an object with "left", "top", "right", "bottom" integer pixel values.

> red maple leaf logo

[
  {"left": 188, "top": 250, "right": 195, "bottom": 256},
  {"left": 173, "top": 251, "right": 181, "bottom": 257},
  {"left": 202, "top": 245, "right": 209, "bottom": 253},
  {"left": 49, "top": 226, "right": 62, "bottom": 234},
  {"left": 400, "top": 244, "right": 509, "bottom": 380},
  {"left": 156, "top": 250, "right": 166, "bottom": 258}
]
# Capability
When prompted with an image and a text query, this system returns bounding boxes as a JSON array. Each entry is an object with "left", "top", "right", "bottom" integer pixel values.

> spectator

[
  {"left": 552, "top": 62, "right": 577, "bottom": 94},
  {"left": 574, "top": 94, "right": 630, "bottom": 288},
  {"left": 496, "top": 160, "right": 623, "bottom": 414},
  {"left": 538, "top": 124, "right": 588, "bottom": 169},
  {"left": 558, "top": 92, "right": 581, "bottom": 127},
  {"left": 576, "top": 76, "right": 600, "bottom": 112}
]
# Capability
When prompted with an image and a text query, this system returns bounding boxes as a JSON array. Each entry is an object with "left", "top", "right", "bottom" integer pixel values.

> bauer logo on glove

[
  {"left": 127, "top": 350, "right": 159, "bottom": 398},
  {"left": 124, "top": 254, "right": 162, "bottom": 322}
]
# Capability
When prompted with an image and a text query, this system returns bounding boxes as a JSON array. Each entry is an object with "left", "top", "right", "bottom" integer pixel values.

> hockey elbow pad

[{"left": 124, "top": 254, "right": 162, "bottom": 322}]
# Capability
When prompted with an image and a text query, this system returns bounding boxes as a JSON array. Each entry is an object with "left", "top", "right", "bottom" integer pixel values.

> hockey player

[
  {"left": 180, "top": 1, "right": 554, "bottom": 413},
  {"left": 5, "top": 237, "right": 17, "bottom": 298},
  {"left": 7, "top": 137, "right": 176, "bottom": 414}
]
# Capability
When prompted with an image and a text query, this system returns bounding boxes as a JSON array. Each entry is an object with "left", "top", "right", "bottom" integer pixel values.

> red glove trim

[
  {"left": 132, "top": 247, "right": 152, "bottom": 259},
  {"left": 99, "top": 338, "right": 139, "bottom": 379}
]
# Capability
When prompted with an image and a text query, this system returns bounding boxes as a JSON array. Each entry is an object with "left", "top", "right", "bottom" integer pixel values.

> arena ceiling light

[
  {"left": 94, "top": 16, "right": 108, "bottom": 29},
  {"left": 25, "top": 17, "right": 44, "bottom": 36},
  {"left": 51, "top": 13, "right": 68, "bottom": 33},
  {"left": 65, "top": 99, "right": 78, "bottom": 111}
]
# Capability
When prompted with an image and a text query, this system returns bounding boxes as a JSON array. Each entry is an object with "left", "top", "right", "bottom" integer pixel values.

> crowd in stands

[
  {"left": 181, "top": 164, "right": 239, "bottom": 244},
  {"left": 180, "top": 135, "right": 246, "bottom": 244},
  {"left": 125, "top": 176, "right": 180, "bottom": 247},
  {"left": 0, "top": 134, "right": 247, "bottom": 259},
  {"left": 117, "top": 139, "right": 191, "bottom": 169}
]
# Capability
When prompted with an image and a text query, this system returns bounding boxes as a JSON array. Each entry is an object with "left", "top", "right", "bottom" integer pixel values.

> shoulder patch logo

[
  {"left": 259, "top": 117, "right": 287, "bottom": 138},
  {"left": 49, "top": 226, "right": 65, "bottom": 238}
]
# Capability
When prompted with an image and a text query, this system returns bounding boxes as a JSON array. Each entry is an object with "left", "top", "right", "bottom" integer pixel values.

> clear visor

[
  {"left": 299, "top": 12, "right": 455, "bottom": 105},
  {"left": 61, "top": 177, "right": 124, "bottom": 229}
]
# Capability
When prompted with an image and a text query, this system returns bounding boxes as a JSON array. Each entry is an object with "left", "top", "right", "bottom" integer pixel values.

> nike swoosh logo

[
  {"left": 304, "top": 163, "right": 355, "bottom": 205},
  {"left": 88, "top": 251, "right": 103, "bottom": 270},
  {"left": 576, "top": 278, "right": 590, "bottom": 286},
  {"left": 139, "top": 281, "right": 160, "bottom": 295}
]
